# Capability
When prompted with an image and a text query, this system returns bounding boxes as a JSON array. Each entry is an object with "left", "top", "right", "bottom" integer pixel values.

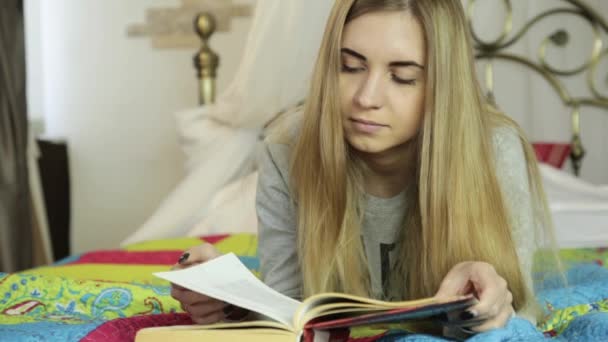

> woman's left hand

[{"left": 435, "top": 261, "right": 514, "bottom": 333}]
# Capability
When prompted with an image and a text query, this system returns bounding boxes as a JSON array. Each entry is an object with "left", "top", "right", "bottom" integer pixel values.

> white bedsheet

[{"left": 541, "top": 164, "right": 608, "bottom": 248}]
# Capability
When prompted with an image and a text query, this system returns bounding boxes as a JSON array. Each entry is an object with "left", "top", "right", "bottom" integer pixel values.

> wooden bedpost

[{"left": 194, "top": 13, "right": 219, "bottom": 105}]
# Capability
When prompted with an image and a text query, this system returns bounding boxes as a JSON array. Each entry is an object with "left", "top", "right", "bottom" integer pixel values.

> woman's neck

[{"left": 355, "top": 142, "right": 417, "bottom": 198}]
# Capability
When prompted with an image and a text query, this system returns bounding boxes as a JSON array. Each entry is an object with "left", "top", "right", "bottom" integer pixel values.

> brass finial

[
  {"left": 570, "top": 107, "right": 586, "bottom": 176},
  {"left": 193, "top": 13, "right": 219, "bottom": 104},
  {"left": 195, "top": 12, "right": 216, "bottom": 43}
]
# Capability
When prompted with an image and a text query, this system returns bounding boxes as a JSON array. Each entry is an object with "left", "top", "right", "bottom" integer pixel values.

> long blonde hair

[{"left": 290, "top": 0, "right": 556, "bottom": 314}]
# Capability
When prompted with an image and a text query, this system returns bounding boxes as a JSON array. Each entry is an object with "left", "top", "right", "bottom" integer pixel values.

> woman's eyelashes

[
  {"left": 341, "top": 64, "right": 364, "bottom": 73},
  {"left": 340, "top": 64, "right": 416, "bottom": 86},
  {"left": 391, "top": 75, "right": 417, "bottom": 85},
  {"left": 391, "top": 75, "right": 416, "bottom": 85}
]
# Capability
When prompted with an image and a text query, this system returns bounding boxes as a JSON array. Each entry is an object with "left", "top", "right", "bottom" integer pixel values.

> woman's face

[{"left": 340, "top": 10, "right": 426, "bottom": 156}]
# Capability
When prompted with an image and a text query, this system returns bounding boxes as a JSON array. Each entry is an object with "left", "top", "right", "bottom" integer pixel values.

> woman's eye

[
  {"left": 392, "top": 75, "right": 417, "bottom": 85},
  {"left": 341, "top": 64, "right": 364, "bottom": 73}
]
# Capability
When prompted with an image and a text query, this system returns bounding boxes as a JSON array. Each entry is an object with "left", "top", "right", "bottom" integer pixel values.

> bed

[{"left": 1, "top": 1, "right": 608, "bottom": 341}]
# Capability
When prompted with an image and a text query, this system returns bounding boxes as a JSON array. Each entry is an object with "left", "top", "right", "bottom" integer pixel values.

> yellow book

[{"left": 136, "top": 253, "right": 475, "bottom": 342}]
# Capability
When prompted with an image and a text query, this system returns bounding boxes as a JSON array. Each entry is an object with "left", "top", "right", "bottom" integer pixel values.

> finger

[
  {"left": 470, "top": 305, "right": 514, "bottom": 332},
  {"left": 457, "top": 263, "right": 501, "bottom": 315},
  {"left": 184, "top": 300, "right": 227, "bottom": 319},
  {"left": 171, "top": 263, "right": 191, "bottom": 272},
  {"left": 468, "top": 275, "right": 507, "bottom": 318},
  {"left": 191, "top": 310, "right": 227, "bottom": 325},
  {"left": 171, "top": 287, "right": 216, "bottom": 306},
  {"left": 225, "top": 305, "right": 252, "bottom": 322},
  {"left": 173, "top": 290, "right": 215, "bottom": 306},
  {"left": 435, "top": 262, "right": 473, "bottom": 299},
  {"left": 179, "top": 244, "right": 222, "bottom": 266},
  {"left": 452, "top": 288, "right": 511, "bottom": 332},
  {"left": 170, "top": 286, "right": 182, "bottom": 301},
  {"left": 490, "top": 289, "right": 513, "bottom": 320}
]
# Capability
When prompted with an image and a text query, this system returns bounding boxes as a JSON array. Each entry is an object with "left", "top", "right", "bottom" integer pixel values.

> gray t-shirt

[{"left": 256, "top": 127, "right": 535, "bottom": 303}]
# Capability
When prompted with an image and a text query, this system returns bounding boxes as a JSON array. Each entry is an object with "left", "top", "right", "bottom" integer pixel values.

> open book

[{"left": 135, "top": 253, "right": 476, "bottom": 342}]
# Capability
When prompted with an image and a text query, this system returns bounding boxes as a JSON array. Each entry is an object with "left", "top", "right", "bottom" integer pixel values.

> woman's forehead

[{"left": 342, "top": 11, "right": 425, "bottom": 65}]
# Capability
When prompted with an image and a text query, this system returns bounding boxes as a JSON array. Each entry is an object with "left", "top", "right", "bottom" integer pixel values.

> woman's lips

[{"left": 349, "top": 118, "right": 387, "bottom": 134}]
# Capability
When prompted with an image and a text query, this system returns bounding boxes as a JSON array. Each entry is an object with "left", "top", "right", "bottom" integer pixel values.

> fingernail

[
  {"left": 223, "top": 304, "right": 235, "bottom": 316},
  {"left": 178, "top": 252, "right": 190, "bottom": 264},
  {"left": 459, "top": 310, "right": 476, "bottom": 321}
]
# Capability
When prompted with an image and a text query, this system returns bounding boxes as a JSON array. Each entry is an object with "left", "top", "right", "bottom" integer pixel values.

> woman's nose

[{"left": 354, "top": 74, "right": 383, "bottom": 110}]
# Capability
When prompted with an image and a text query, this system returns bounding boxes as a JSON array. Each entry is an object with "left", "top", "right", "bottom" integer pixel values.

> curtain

[
  {"left": 0, "top": 0, "right": 33, "bottom": 272},
  {"left": 122, "top": 0, "right": 334, "bottom": 245}
]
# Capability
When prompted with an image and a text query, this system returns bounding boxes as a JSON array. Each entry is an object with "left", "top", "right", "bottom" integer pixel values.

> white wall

[
  {"left": 25, "top": 0, "right": 254, "bottom": 253},
  {"left": 469, "top": 0, "right": 608, "bottom": 184},
  {"left": 24, "top": 0, "right": 43, "bottom": 122}
]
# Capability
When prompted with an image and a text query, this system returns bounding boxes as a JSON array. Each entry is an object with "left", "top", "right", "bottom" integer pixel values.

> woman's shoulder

[
  {"left": 261, "top": 141, "right": 291, "bottom": 176},
  {"left": 490, "top": 124, "right": 526, "bottom": 168},
  {"left": 489, "top": 124, "right": 531, "bottom": 195},
  {"left": 491, "top": 125, "right": 521, "bottom": 151},
  {"left": 485, "top": 106, "right": 526, "bottom": 158},
  {"left": 257, "top": 139, "right": 295, "bottom": 198},
  {"left": 259, "top": 107, "right": 302, "bottom": 181},
  {"left": 263, "top": 105, "right": 303, "bottom": 146}
]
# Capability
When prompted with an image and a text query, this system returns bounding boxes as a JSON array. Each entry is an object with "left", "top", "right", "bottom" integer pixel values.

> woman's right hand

[{"left": 170, "top": 243, "right": 228, "bottom": 324}]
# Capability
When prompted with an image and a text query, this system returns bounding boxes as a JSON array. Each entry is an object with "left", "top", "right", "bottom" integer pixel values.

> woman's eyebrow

[
  {"left": 389, "top": 61, "right": 424, "bottom": 70},
  {"left": 341, "top": 48, "right": 366, "bottom": 61},
  {"left": 341, "top": 47, "right": 424, "bottom": 70}
]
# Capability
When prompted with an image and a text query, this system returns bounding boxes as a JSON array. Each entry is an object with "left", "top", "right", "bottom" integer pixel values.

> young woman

[{"left": 172, "top": 0, "right": 556, "bottom": 335}]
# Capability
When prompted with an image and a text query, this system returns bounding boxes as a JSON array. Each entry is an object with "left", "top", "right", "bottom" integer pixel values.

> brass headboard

[{"left": 467, "top": 0, "right": 608, "bottom": 176}]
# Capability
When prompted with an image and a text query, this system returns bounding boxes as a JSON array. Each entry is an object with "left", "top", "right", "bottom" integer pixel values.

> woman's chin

[{"left": 347, "top": 138, "right": 389, "bottom": 155}]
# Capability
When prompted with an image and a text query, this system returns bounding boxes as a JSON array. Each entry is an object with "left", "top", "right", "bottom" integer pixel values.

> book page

[{"left": 154, "top": 253, "right": 301, "bottom": 329}]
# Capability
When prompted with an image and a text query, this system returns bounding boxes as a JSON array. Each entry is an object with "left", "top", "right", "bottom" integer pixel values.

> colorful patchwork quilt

[{"left": 0, "top": 234, "right": 607, "bottom": 341}]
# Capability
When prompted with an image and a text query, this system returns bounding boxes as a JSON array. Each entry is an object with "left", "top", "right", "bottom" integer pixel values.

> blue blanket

[
  {"left": 1, "top": 237, "right": 607, "bottom": 342},
  {"left": 382, "top": 263, "right": 608, "bottom": 341}
]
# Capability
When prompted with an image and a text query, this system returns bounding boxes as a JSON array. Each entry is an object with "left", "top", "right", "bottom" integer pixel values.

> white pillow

[
  {"left": 540, "top": 163, "right": 608, "bottom": 211},
  {"left": 540, "top": 163, "right": 608, "bottom": 248},
  {"left": 120, "top": 113, "right": 260, "bottom": 246},
  {"left": 187, "top": 171, "right": 259, "bottom": 236}
]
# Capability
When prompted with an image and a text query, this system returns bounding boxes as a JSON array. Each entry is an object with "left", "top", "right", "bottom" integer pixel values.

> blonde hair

[{"left": 289, "top": 0, "right": 557, "bottom": 315}]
